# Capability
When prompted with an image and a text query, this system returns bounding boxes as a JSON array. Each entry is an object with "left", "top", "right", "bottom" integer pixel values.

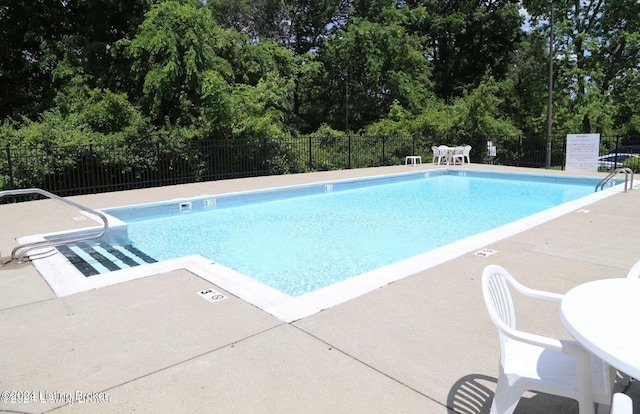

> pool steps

[{"left": 56, "top": 242, "right": 157, "bottom": 277}]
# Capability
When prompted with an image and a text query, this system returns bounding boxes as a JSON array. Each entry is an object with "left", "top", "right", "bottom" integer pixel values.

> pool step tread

[
  {"left": 78, "top": 242, "right": 122, "bottom": 272},
  {"left": 122, "top": 244, "right": 158, "bottom": 264},
  {"left": 93, "top": 243, "right": 140, "bottom": 268},
  {"left": 56, "top": 245, "right": 100, "bottom": 277},
  {"left": 56, "top": 242, "right": 157, "bottom": 277}
]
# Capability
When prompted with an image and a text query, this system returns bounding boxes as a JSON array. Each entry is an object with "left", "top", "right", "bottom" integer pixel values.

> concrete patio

[{"left": 1, "top": 164, "right": 639, "bottom": 413}]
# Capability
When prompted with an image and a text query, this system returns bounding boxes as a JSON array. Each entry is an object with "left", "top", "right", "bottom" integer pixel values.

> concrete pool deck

[{"left": 1, "top": 164, "right": 639, "bottom": 413}]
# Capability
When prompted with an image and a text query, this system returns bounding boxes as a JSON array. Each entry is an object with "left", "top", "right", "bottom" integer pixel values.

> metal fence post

[
  {"left": 308, "top": 135, "right": 313, "bottom": 171},
  {"left": 518, "top": 136, "right": 522, "bottom": 165},
  {"left": 348, "top": 133, "right": 352, "bottom": 169},
  {"left": 213, "top": 139, "right": 218, "bottom": 181},
  {"left": 89, "top": 144, "right": 97, "bottom": 194},
  {"left": 6, "top": 145, "right": 14, "bottom": 189},
  {"left": 263, "top": 137, "right": 268, "bottom": 175},
  {"left": 156, "top": 141, "right": 162, "bottom": 186}
]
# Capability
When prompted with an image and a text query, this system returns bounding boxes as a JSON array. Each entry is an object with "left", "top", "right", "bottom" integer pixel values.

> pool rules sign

[{"left": 565, "top": 133, "right": 600, "bottom": 172}]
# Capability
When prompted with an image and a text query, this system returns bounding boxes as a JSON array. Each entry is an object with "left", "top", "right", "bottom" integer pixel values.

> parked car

[
  {"left": 611, "top": 145, "right": 640, "bottom": 154},
  {"left": 598, "top": 153, "right": 640, "bottom": 168}
]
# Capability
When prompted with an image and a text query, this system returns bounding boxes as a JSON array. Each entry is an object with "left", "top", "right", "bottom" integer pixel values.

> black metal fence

[{"left": 1, "top": 134, "right": 639, "bottom": 202}]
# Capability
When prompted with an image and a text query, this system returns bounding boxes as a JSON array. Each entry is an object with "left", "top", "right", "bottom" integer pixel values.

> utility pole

[
  {"left": 345, "top": 75, "right": 349, "bottom": 137},
  {"left": 345, "top": 74, "right": 351, "bottom": 169},
  {"left": 545, "top": 1, "right": 554, "bottom": 169}
]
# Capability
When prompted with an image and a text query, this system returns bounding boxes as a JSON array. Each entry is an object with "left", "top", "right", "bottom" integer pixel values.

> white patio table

[
  {"left": 560, "top": 278, "right": 640, "bottom": 380},
  {"left": 437, "top": 145, "right": 460, "bottom": 165}
]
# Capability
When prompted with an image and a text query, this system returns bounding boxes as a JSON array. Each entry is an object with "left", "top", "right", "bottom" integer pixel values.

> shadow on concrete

[
  {"left": 447, "top": 374, "right": 495, "bottom": 414},
  {"left": 446, "top": 373, "right": 580, "bottom": 413}
]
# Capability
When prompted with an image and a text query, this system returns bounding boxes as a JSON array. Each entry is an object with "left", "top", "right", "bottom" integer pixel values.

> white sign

[
  {"left": 487, "top": 141, "right": 496, "bottom": 157},
  {"left": 565, "top": 133, "right": 600, "bottom": 171}
]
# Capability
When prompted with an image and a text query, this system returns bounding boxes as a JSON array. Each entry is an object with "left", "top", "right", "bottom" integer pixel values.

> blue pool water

[{"left": 103, "top": 170, "right": 610, "bottom": 296}]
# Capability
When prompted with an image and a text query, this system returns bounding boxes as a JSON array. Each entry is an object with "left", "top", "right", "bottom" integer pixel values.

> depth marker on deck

[
  {"left": 197, "top": 288, "right": 228, "bottom": 303},
  {"left": 474, "top": 248, "right": 498, "bottom": 257}
]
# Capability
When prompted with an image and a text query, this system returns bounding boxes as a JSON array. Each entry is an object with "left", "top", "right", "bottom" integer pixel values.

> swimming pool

[
  {"left": 104, "top": 169, "right": 606, "bottom": 296},
  {"left": 29, "top": 168, "right": 623, "bottom": 321}
]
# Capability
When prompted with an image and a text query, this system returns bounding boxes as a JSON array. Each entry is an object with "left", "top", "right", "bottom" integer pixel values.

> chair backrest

[
  {"left": 483, "top": 265, "right": 524, "bottom": 364},
  {"left": 463, "top": 146, "right": 471, "bottom": 155},
  {"left": 432, "top": 146, "right": 440, "bottom": 155},
  {"left": 482, "top": 265, "right": 517, "bottom": 332},
  {"left": 611, "top": 393, "right": 633, "bottom": 414},
  {"left": 626, "top": 260, "right": 640, "bottom": 278}
]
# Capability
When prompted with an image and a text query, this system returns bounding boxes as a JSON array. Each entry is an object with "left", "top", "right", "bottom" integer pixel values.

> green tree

[
  {"left": 449, "top": 77, "right": 522, "bottom": 145},
  {"left": 0, "top": 0, "right": 151, "bottom": 120},
  {"left": 523, "top": 0, "right": 640, "bottom": 135},
  {"left": 365, "top": 100, "right": 413, "bottom": 137},
  {"left": 502, "top": 30, "right": 550, "bottom": 138},
  {"left": 411, "top": 98, "right": 451, "bottom": 139},
  {"left": 305, "top": 12, "right": 432, "bottom": 132},
  {"left": 209, "top": 0, "right": 349, "bottom": 55},
  {"left": 612, "top": 69, "right": 640, "bottom": 136},
  {"left": 407, "top": 0, "right": 524, "bottom": 102},
  {"left": 208, "top": 0, "right": 288, "bottom": 43},
  {"left": 118, "top": 0, "right": 235, "bottom": 135}
]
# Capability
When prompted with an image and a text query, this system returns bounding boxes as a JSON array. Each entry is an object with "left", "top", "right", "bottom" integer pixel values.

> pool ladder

[
  {"left": 596, "top": 168, "right": 634, "bottom": 192},
  {"left": 0, "top": 188, "right": 109, "bottom": 265}
]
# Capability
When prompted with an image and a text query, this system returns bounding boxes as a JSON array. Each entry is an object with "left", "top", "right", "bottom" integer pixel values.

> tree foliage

[
  {"left": 118, "top": 0, "right": 235, "bottom": 129},
  {"left": 407, "top": 0, "right": 524, "bottom": 101},
  {"left": 0, "top": 0, "right": 639, "bottom": 157},
  {"left": 523, "top": 0, "right": 640, "bottom": 135},
  {"left": 0, "top": 0, "right": 151, "bottom": 120}
]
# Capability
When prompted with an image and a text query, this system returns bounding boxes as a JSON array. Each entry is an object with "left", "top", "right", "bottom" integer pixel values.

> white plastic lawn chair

[
  {"left": 611, "top": 393, "right": 633, "bottom": 414},
  {"left": 482, "top": 265, "right": 615, "bottom": 414},
  {"left": 463, "top": 145, "right": 472, "bottom": 164},
  {"left": 451, "top": 146, "right": 465, "bottom": 165},
  {"left": 626, "top": 260, "right": 640, "bottom": 278},
  {"left": 438, "top": 145, "right": 453, "bottom": 165},
  {"left": 432, "top": 146, "right": 442, "bottom": 164},
  {"left": 437, "top": 145, "right": 451, "bottom": 165}
]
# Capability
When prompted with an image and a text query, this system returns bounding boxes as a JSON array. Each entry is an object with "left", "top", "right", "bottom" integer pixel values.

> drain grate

[{"left": 57, "top": 242, "right": 157, "bottom": 277}]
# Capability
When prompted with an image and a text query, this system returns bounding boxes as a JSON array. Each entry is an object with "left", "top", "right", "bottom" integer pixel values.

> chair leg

[
  {"left": 491, "top": 374, "right": 524, "bottom": 414},
  {"left": 578, "top": 397, "right": 597, "bottom": 414}
]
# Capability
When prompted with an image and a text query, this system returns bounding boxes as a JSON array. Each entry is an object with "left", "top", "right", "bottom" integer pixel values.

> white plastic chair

[
  {"left": 626, "top": 259, "right": 640, "bottom": 278},
  {"left": 451, "top": 146, "right": 465, "bottom": 165},
  {"left": 611, "top": 393, "right": 633, "bottom": 414},
  {"left": 463, "top": 145, "right": 472, "bottom": 164},
  {"left": 431, "top": 146, "right": 442, "bottom": 164},
  {"left": 482, "top": 265, "right": 615, "bottom": 414},
  {"left": 437, "top": 145, "right": 451, "bottom": 165}
]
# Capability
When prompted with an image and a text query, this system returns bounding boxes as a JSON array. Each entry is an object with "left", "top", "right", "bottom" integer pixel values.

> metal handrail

[
  {"left": 0, "top": 188, "right": 109, "bottom": 264},
  {"left": 596, "top": 168, "right": 634, "bottom": 192}
]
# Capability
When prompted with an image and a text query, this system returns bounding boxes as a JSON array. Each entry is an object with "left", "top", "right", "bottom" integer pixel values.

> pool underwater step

[{"left": 56, "top": 242, "right": 157, "bottom": 277}]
